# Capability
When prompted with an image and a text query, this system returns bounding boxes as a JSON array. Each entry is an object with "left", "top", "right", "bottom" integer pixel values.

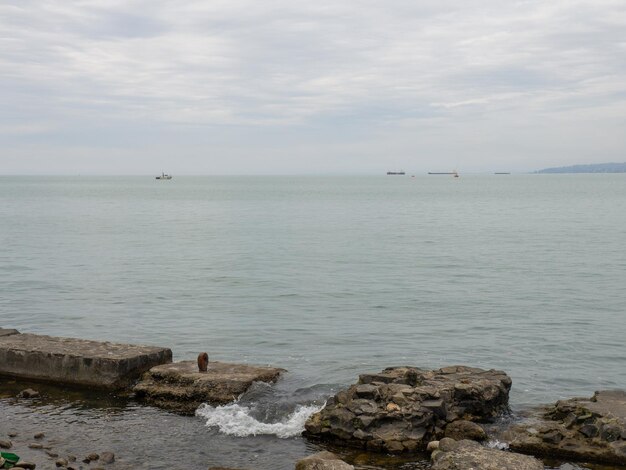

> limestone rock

[
  {"left": 295, "top": 451, "right": 354, "bottom": 470},
  {"left": 134, "top": 360, "right": 285, "bottom": 415},
  {"left": 304, "top": 365, "right": 511, "bottom": 453},
  {"left": 509, "top": 390, "right": 626, "bottom": 465},
  {"left": 431, "top": 438, "right": 543, "bottom": 470}
]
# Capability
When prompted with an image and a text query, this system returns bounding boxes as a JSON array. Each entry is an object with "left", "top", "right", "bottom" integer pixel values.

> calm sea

[{"left": 1, "top": 175, "right": 625, "bottom": 469}]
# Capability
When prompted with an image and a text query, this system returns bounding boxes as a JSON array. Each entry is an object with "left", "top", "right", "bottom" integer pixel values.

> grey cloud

[{"left": 1, "top": 0, "right": 625, "bottom": 173}]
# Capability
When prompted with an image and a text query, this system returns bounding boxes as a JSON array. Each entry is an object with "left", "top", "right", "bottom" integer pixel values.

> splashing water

[
  {"left": 196, "top": 402, "right": 324, "bottom": 438},
  {"left": 486, "top": 439, "right": 509, "bottom": 450}
]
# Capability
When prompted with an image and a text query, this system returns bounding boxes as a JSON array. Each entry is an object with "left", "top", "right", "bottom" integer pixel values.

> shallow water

[{"left": 1, "top": 175, "right": 625, "bottom": 469}]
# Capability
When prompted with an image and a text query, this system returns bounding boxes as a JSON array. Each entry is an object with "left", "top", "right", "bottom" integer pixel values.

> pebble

[
  {"left": 100, "top": 451, "right": 115, "bottom": 464},
  {"left": 0, "top": 439, "right": 12, "bottom": 449},
  {"left": 83, "top": 453, "right": 99, "bottom": 463},
  {"left": 17, "top": 389, "right": 40, "bottom": 399},
  {"left": 46, "top": 450, "right": 59, "bottom": 458},
  {"left": 55, "top": 458, "right": 68, "bottom": 467},
  {"left": 34, "top": 432, "right": 45, "bottom": 439},
  {"left": 67, "top": 454, "right": 76, "bottom": 462},
  {"left": 427, "top": 440, "right": 440, "bottom": 452},
  {"left": 8, "top": 431, "right": 18, "bottom": 437},
  {"left": 28, "top": 443, "right": 43, "bottom": 449},
  {"left": 15, "top": 462, "right": 37, "bottom": 469}
]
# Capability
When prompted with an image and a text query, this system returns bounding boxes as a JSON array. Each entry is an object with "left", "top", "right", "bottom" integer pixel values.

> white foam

[
  {"left": 486, "top": 439, "right": 509, "bottom": 450},
  {"left": 196, "top": 403, "right": 323, "bottom": 438}
]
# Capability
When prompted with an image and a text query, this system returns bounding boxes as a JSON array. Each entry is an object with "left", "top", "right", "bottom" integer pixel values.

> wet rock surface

[
  {"left": 304, "top": 365, "right": 511, "bottom": 453},
  {"left": 295, "top": 451, "right": 354, "bottom": 470},
  {"left": 508, "top": 390, "right": 626, "bottom": 465},
  {"left": 431, "top": 438, "right": 543, "bottom": 470},
  {"left": 133, "top": 360, "right": 285, "bottom": 414},
  {"left": 443, "top": 420, "right": 487, "bottom": 441}
]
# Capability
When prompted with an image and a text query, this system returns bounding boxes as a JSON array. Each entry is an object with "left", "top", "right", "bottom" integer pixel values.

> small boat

[
  {"left": 387, "top": 171, "right": 405, "bottom": 175},
  {"left": 156, "top": 172, "right": 172, "bottom": 180},
  {"left": 429, "top": 171, "right": 459, "bottom": 177}
]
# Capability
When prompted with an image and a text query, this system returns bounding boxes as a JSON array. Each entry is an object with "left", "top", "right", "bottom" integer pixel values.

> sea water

[{"left": 1, "top": 175, "right": 625, "bottom": 469}]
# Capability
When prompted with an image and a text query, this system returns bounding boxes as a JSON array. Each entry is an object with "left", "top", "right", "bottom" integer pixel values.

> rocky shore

[{"left": 2, "top": 328, "right": 626, "bottom": 469}]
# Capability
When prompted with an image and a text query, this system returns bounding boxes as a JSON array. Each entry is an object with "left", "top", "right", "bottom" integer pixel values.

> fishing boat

[
  {"left": 156, "top": 173, "right": 172, "bottom": 180},
  {"left": 387, "top": 171, "right": 405, "bottom": 175}
]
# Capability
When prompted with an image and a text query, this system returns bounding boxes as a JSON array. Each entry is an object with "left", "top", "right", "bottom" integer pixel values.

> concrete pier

[{"left": 0, "top": 331, "right": 172, "bottom": 389}]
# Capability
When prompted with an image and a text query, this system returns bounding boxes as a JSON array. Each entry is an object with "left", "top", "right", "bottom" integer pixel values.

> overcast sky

[{"left": 1, "top": 0, "right": 625, "bottom": 174}]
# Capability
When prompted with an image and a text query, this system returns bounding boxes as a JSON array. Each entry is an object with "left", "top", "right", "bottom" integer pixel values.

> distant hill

[{"left": 536, "top": 162, "right": 626, "bottom": 173}]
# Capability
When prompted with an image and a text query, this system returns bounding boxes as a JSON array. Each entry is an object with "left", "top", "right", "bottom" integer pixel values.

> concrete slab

[
  {"left": 134, "top": 360, "right": 285, "bottom": 414},
  {"left": 0, "top": 333, "right": 172, "bottom": 389},
  {"left": 0, "top": 328, "right": 20, "bottom": 337}
]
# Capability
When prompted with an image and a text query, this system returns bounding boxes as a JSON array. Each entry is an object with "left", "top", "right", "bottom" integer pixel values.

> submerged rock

[
  {"left": 134, "top": 360, "right": 285, "bottom": 415},
  {"left": 431, "top": 438, "right": 543, "bottom": 470},
  {"left": 304, "top": 365, "right": 511, "bottom": 453},
  {"left": 295, "top": 451, "right": 354, "bottom": 470},
  {"left": 509, "top": 390, "right": 626, "bottom": 465},
  {"left": 100, "top": 451, "right": 115, "bottom": 464}
]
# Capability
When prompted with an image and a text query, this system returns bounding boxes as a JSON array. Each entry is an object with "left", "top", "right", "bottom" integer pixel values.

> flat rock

[
  {"left": 134, "top": 360, "right": 285, "bottom": 415},
  {"left": 509, "top": 390, "right": 626, "bottom": 465},
  {"left": 0, "top": 333, "right": 172, "bottom": 389},
  {"left": 431, "top": 438, "right": 543, "bottom": 470},
  {"left": 295, "top": 451, "right": 354, "bottom": 470},
  {"left": 304, "top": 365, "right": 511, "bottom": 453}
]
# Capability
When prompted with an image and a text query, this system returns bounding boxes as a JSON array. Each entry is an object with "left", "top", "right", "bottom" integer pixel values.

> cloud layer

[{"left": 1, "top": 0, "right": 625, "bottom": 173}]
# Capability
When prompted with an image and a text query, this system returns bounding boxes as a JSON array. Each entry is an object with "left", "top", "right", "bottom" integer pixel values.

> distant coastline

[{"left": 536, "top": 162, "right": 626, "bottom": 173}]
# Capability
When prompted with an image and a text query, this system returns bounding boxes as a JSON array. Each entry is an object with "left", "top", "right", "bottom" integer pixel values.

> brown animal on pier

[{"left": 197, "top": 352, "right": 209, "bottom": 372}]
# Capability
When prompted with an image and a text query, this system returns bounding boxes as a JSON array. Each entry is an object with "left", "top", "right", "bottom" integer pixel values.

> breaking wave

[{"left": 195, "top": 402, "right": 324, "bottom": 438}]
